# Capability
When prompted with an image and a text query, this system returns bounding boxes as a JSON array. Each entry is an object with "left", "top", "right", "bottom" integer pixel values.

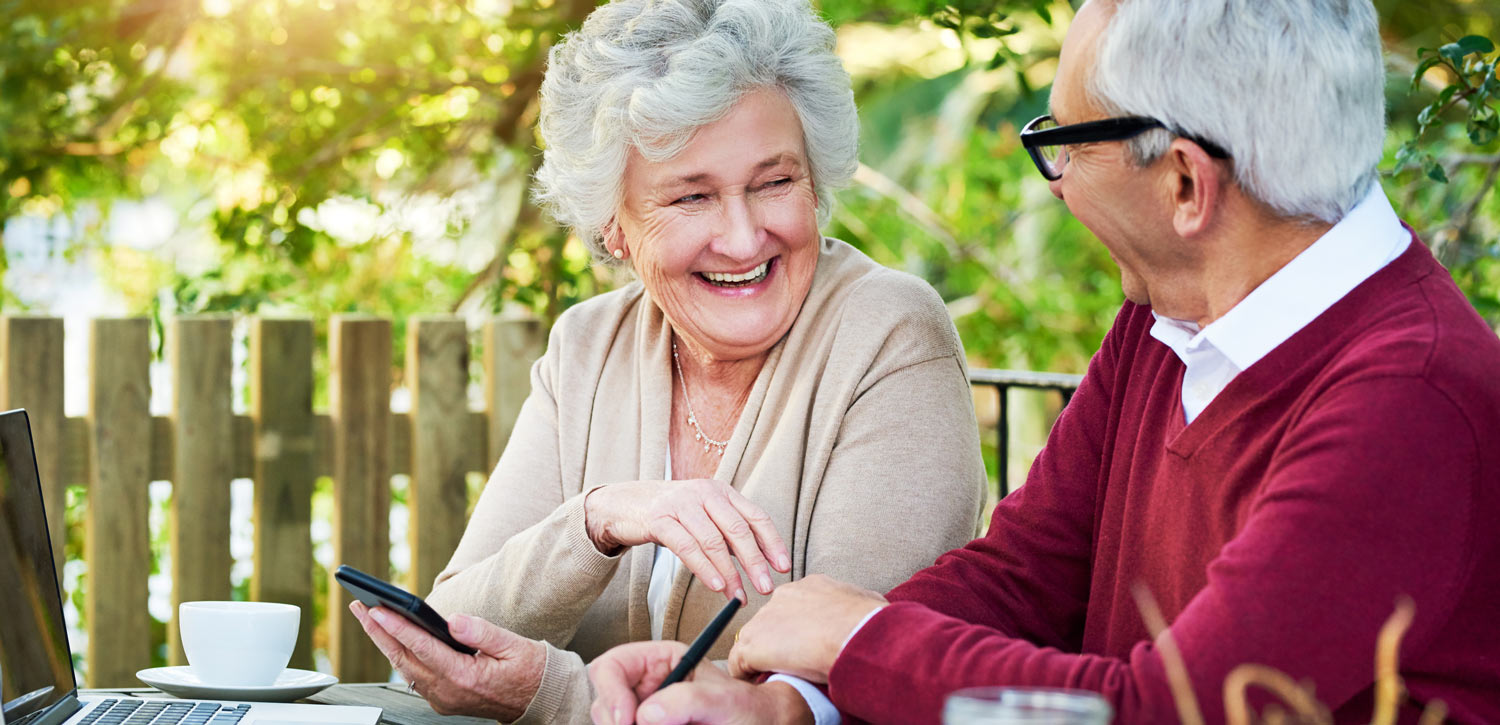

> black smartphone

[{"left": 334, "top": 564, "right": 478, "bottom": 655}]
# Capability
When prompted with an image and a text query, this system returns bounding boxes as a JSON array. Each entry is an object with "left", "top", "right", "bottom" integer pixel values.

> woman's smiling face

[{"left": 612, "top": 87, "right": 821, "bottom": 362}]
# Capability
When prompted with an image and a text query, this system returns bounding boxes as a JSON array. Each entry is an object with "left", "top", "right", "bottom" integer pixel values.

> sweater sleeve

[
  {"left": 506, "top": 643, "right": 592, "bottom": 725},
  {"left": 802, "top": 352, "right": 986, "bottom": 593},
  {"left": 827, "top": 375, "right": 1479, "bottom": 724},
  {"left": 872, "top": 315, "right": 1121, "bottom": 648},
  {"left": 425, "top": 325, "right": 624, "bottom": 648}
]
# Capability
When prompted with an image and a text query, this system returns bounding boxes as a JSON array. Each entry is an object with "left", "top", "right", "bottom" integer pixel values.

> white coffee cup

[{"left": 179, "top": 601, "right": 299, "bottom": 686}]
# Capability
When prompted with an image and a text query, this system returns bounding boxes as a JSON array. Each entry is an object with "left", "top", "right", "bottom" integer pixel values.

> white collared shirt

[{"left": 1150, "top": 184, "right": 1410, "bottom": 423}]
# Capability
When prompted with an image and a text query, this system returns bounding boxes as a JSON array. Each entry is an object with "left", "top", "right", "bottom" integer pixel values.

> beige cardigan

[{"left": 426, "top": 238, "right": 985, "bottom": 724}]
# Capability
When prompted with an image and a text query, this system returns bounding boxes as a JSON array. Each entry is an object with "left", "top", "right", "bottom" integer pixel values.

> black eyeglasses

[{"left": 1019, "top": 115, "right": 1230, "bottom": 181}]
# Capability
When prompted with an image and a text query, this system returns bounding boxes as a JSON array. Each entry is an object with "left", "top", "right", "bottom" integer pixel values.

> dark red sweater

[{"left": 828, "top": 240, "right": 1500, "bottom": 723}]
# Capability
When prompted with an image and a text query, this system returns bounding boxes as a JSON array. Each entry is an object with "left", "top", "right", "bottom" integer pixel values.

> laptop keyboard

[{"left": 79, "top": 700, "right": 250, "bottom": 725}]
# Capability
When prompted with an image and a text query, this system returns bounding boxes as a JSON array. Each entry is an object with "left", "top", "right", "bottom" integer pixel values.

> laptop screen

[{"left": 0, "top": 411, "right": 77, "bottom": 725}]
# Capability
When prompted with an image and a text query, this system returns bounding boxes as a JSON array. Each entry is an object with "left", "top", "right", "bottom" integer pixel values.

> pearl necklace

[{"left": 672, "top": 342, "right": 729, "bottom": 456}]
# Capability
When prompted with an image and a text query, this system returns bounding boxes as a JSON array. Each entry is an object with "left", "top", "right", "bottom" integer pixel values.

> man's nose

[{"left": 1048, "top": 176, "right": 1065, "bottom": 201}]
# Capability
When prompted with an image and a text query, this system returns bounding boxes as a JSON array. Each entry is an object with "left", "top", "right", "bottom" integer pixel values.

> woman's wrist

[
  {"left": 498, "top": 638, "right": 549, "bottom": 722},
  {"left": 582, "top": 486, "right": 624, "bottom": 555}
]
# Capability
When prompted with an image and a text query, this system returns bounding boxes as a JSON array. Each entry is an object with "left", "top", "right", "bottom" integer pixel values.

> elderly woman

[{"left": 348, "top": 0, "right": 984, "bottom": 722}]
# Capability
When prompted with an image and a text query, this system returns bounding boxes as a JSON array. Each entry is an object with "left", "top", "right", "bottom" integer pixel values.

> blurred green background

[{"left": 3, "top": 0, "right": 1497, "bottom": 677}]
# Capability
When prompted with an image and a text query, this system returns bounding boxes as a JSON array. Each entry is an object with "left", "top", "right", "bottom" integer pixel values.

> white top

[
  {"left": 648, "top": 447, "right": 684, "bottom": 640},
  {"left": 1149, "top": 184, "right": 1410, "bottom": 423},
  {"left": 806, "top": 185, "right": 1413, "bottom": 725}
]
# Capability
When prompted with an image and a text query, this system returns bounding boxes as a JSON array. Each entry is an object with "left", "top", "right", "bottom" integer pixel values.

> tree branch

[
  {"left": 852, "top": 162, "right": 963, "bottom": 257},
  {"left": 1453, "top": 155, "right": 1500, "bottom": 242}
]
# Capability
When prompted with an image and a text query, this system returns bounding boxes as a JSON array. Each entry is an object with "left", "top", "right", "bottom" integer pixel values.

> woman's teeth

[{"left": 701, "top": 260, "right": 770, "bottom": 287}]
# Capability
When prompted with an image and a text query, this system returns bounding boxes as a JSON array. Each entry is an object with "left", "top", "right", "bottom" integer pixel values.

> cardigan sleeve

[
  {"left": 827, "top": 375, "right": 1480, "bottom": 724},
  {"left": 801, "top": 352, "right": 985, "bottom": 593},
  {"left": 796, "top": 269, "right": 989, "bottom": 593},
  {"left": 425, "top": 323, "right": 624, "bottom": 648},
  {"left": 504, "top": 643, "right": 593, "bottom": 725}
]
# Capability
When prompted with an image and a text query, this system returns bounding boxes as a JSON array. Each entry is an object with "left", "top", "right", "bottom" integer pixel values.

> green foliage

[
  {"left": 819, "top": 0, "right": 1063, "bottom": 79},
  {"left": 1389, "top": 29, "right": 1500, "bottom": 320},
  {"left": 1397, "top": 36, "right": 1499, "bottom": 178},
  {"left": 1, "top": 0, "right": 604, "bottom": 325}
]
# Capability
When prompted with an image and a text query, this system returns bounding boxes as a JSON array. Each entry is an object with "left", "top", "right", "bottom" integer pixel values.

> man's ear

[{"left": 1163, "top": 137, "right": 1225, "bottom": 239}]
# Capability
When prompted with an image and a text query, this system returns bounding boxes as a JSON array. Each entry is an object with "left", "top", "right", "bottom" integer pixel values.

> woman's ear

[{"left": 602, "top": 219, "right": 628, "bottom": 260}]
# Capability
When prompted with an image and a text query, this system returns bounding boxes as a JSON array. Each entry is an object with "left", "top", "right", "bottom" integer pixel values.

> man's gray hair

[
  {"left": 533, "top": 0, "right": 859, "bottom": 261},
  {"left": 1090, "top": 0, "right": 1387, "bottom": 224}
]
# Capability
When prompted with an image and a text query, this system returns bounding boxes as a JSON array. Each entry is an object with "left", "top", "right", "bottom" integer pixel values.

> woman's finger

[
  {"left": 447, "top": 614, "right": 522, "bottom": 660},
  {"left": 351, "top": 603, "right": 438, "bottom": 685},
  {"left": 587, "top": 641, "right": 689, "bottom": 725},
  {"left": 725, "top": 488, "right": 790, "bottom": 573},
  {"left": 702, "top": 495, "right": 773, "bottom": 594},
  {"left": 672, "top": 505, "right": 744, "bottom": 599},
  {"left": 367, "top": 606, "right": 466, "bottom": 677},
  {"left": 651, "top": 517, "right": 729, "bottom": 594},
  {"left": 588, "top": 654, "right": 644, "bottom": 725},
  {"left": 634, "top": 673, "right": 740, "bottom": 725}
]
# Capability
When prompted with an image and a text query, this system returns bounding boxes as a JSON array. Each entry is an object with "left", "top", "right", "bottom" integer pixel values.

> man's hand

[
  {"left": 350, "top": 601, "right": 546, "bottom": 721},
  {"left": 727, "top": 574, "right": 887, "bottom": 683},
  {"left": 587, "top": 641, "right": 813, "bottom": 725}
]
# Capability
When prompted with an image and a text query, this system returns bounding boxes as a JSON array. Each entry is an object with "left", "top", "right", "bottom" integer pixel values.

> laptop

[{"left": 0, "top": 409, "right": 381, "bottom": 725}]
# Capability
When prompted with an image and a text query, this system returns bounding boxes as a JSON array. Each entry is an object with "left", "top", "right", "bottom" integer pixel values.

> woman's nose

[{"left": 712, "top": 195, "right": 761, "bottom": 259}]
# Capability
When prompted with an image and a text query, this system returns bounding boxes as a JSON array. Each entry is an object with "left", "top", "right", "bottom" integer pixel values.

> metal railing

[{"left": 968, "top": 368, "right": 1084, "bottom": 498}]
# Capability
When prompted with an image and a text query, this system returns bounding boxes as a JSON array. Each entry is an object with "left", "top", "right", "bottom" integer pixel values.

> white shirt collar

[{"left": 1151, "top": 183, "right": 1409, "bottom": 372}]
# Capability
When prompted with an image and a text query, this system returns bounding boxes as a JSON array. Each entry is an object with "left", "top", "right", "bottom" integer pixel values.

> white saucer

[{"left": 135, "top": 667, "right": 338, "bottom": 702}]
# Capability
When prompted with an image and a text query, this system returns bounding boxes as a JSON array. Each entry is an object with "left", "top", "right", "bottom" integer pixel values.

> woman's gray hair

[
  {"left": 1089, "top": 0, "right": 1387, "bottom": 224},
  {"left": 533, "top": 0, "right": 859, "bottom": 261}
]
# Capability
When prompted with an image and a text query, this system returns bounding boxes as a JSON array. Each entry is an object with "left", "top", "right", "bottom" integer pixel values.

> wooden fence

[
  {"left": 0, "top": 313, "right": 1083, "bottom": 689},
  {"left": 0, "top": 315, "right": 544, "bottom": 688}
]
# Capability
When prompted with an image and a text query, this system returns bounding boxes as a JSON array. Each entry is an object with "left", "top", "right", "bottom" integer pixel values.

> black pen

[{"left": 659, "top": 596, "right": 743, "bottom": 688}]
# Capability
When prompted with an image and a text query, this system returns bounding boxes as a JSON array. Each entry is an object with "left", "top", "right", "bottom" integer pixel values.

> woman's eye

[
  {"left": 673, "top": 194, "right": 706, "bottom": 205},
  {"left": 760, "top": 178, "right": 792, "bottom": 190}
]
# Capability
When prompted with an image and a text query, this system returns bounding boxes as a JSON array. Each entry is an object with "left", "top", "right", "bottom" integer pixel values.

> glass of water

[{"left": 943, "top": 687, "right": 1113, "bottom": 725}]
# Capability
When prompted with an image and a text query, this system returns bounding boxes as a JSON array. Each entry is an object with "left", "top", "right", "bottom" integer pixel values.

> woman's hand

[
  {"left": 584, "top": 480, "right": 790, "bottom": 599},
  {"left": 587, "top": 641, "right": 813, "bottom": 725},
  {"left": 350, "top": 601, "right": 546, "bottom": 721}
]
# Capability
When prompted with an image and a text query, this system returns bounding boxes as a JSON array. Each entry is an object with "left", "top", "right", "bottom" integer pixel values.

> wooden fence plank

[
  {"left": 407, "top": 318, "right": 470, "bottom": 596},
  {"left": 60, "top": 410, "right": 491, "bottom": 487},
  {"left": 0, "top": 317, "right": 66, "bottom": 576},
  {"left": 483, "top": 319, "right": 542, "bottom": 471},
  {"left": 86, "top": 318, "right": 152, "bottom": 687},
  {"left": 329, "top": 316, "right": 391, "bottom": 682},
  {"left": 250, "top": 318, "right": 317, "bottom": 670},
  {"left": 168, "top": 316, "right": 235, "bottom": 666}
]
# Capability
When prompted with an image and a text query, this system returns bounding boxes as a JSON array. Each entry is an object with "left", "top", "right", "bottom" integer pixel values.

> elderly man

[{"left": 586, "top": 0, "right": 1500, "bottom": 722}]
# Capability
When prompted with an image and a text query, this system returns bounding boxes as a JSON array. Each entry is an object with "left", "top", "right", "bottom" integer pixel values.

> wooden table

[{"left": 86, "top": 684, "right": 494, "bottom": 725}]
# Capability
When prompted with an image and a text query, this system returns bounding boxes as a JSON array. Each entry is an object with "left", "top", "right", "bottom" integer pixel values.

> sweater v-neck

[{"left": 1164, "top": 234, "right": 1430, "bottom": 457}]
